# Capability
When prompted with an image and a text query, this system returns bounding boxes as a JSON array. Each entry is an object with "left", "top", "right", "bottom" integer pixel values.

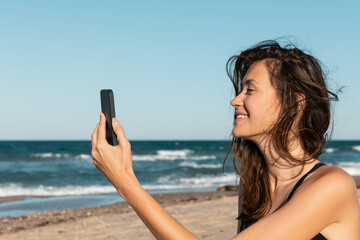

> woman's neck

[{"left": 254, "top": 136, "right": 319, "bottom": 192}]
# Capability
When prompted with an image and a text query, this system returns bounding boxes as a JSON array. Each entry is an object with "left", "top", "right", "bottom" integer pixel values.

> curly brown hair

[{"left": 225, "top": 40, "right": 338, "bottom": 224}]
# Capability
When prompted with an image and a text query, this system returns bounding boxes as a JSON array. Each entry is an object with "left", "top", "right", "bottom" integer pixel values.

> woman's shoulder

[
  {"left": 307, "top": 164, "right": 357, "bottom": 192},
  {"left": 297, "top": 164, "right": 359, "bottom": 222},
  {"left": 234, "top": 164, "right": 360, "bottom": 239},
  {"left": 300, "top": 164, "right": 358, "bottom": 202},
  {"left": 299, "top": 164, "right": 360, "bottom": 238}
]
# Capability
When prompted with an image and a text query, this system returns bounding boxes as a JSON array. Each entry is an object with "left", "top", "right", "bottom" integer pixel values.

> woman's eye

[{"left": 246, "top": 88, "right": 254, "bottom": 94}]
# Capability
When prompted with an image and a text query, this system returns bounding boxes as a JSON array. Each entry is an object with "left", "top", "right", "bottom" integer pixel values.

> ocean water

[{"left": 0, "top": 140, "right": 359, "bottom": 218}]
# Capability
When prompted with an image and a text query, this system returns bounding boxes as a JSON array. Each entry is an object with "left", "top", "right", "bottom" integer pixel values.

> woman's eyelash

[
  {"left": 239, "top": 87, "right": 254, "bottom": 94},
  {"left": 246, "top": 88, "right": 255, "bottom": 93}
]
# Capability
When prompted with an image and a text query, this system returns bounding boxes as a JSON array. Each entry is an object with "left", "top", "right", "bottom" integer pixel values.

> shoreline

[
  {"left": 1, "top": 189, "right": 359, "bottom": 240},
  {"left": 1, "top": 175, "right": 358, "bottom": 205},
  {"left": 0, "top": 175, "right": 359, "bottom": 238},
  {"left": 0, "top": 196, "right": 24, "bottom": 204},
  {"left": 0, "top": 191, "right": 237, "bottom": 236}
]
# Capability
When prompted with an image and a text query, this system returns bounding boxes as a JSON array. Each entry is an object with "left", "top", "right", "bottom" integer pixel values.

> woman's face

[{"left": 231, "top": 61, "right": 281, "bottom": 142}]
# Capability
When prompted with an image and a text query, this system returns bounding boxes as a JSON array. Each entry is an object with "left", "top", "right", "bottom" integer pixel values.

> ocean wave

[
  {"left": 143, "top": 173, "right": 237, "bottom": 191},
  {"left": 325, "top": 148, "right": 336, "bottom": 153},
  {"left": 30, "top": 153, "right": 92, "bottom": 160},
  {"left": 189, "top": 156, "right": 217, "bottom": 160},
  {"left": 179, "top": 162, "right": 222, "bottom": 169},
  {"left": 157, "top": 149, "right": 194, "bottom": 156},
  {"left": 132, "top": 154, "right": 216, "bottom": 161},
  {"left": 156, "top": 174, "right": 238, "bottom": 188},
  {"left": 178, "top": 174, "right": 237, "bottom": 185},
  {"left": 0, "top": 184, "right": 116, "bottom": 197},
  {"left": 132, "top": 149, "right": 215, "bottom": 161},
  {"left": 352, "top": 145, "right": 360, "bottom": 152},
  {"left": 76, "top": 154, "right": 92, "bottom": 160},
  {"left": 0, "top": 174, "right": 238, "bottom": 197},
  {"left": 31, "top": 153, "right": 71, "bottom": 158},
  {"left": 28, "top": 150, "right": 216, "bottom": 162}
]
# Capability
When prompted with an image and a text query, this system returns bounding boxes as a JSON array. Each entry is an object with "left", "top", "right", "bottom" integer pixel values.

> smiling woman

[
  {"left": 225, "top": 41, "right": 360, "bottom": 239},
  {"left": 91, "top": 40, "right": 360, "bottom": 239}
]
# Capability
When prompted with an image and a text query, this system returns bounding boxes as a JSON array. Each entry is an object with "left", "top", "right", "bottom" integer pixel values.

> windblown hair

[{"left": 225, "top": 40, "right": 338, "bottom": 225}]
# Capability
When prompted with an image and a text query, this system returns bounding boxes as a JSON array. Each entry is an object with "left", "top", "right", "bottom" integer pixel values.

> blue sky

[{"left": 0, "top": 1, "right": 359, "bottom": 140}]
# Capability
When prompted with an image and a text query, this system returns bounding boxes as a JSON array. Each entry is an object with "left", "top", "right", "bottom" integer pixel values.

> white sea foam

[
  {"left": 178, "top": 174, "right": 237, "bottom": 185},
  {"left": 325, "top": 148, "right": 336, "bottom": 153},
  {"left": 337, "top": 162, "right": 360, "bottom": 176},
  {"left": 0, "top": 184, "right": 116, "bottom": 197},
  {"left": 157, "top": 149, "right": 194, "bottom": 157},
  {"left": 76, "top": 154, "right": 92, "bottom": 160},
  {"left": 132, "top": 149, "right": 215, "bottom": 161},
  {"left": 143, "top": 174, "right": 238, "bottom": 191},
  {"left": 352, "top": 145, "right": 360, "bottom": 152},
  {"left": 189, "top": 156, "right": 216, "bottom": 160},
  {"left": 30, "top": 153, "right": 93, "bottom": 160},
  {"left": 31, "top": 153, "right": 71, "bottom": 158},
  {"left": 179, "top": 162, "right": 222, "bottom": 169},
  {"left": 155, "top": 174, "right": 238, "bottom": 189}
]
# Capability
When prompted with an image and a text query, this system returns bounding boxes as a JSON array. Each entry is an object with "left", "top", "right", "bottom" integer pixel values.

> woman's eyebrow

[{"left": 241, "top": 79, "right": 257, "bottom": 87}]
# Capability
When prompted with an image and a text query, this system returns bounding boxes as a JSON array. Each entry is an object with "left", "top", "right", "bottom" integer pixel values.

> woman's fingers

[
  {"left": 97, "top": 113, "right": 107, "bottom": 145},
  {"left": 112, "top": 118, "right": 130, "bottom": 147},
  {"left": 91, "top": 123, "right": 100, "bottom": 166},
  {"left": 91, "top": 123, "right": 99, "bottom": 150}
]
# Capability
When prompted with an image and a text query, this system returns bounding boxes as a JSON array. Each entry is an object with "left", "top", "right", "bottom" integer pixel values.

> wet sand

[{"left": 0, "top": 196, "right": 24, "bottom": 204}]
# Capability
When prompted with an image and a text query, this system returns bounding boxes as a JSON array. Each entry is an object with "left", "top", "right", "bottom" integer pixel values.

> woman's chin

[{"left": 232, "top": 131, "right": 248, "bottom": 140}]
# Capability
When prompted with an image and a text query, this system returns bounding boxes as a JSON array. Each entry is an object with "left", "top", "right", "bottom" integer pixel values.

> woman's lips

[{"left": 234, "top": 113, "right": 248, "bottom": 124}]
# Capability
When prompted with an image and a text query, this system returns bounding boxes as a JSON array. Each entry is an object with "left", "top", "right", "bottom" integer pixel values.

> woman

[{"left": 91, "top": 41, "right": 360, "bottom": 239}]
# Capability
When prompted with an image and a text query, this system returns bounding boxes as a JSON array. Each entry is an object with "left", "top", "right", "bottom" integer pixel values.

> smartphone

[{"left": 100, "top": 89, "right": 118, "bottom": 146}]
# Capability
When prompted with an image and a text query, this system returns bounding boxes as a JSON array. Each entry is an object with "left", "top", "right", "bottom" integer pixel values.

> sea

[{"left": 0, "top": 140, "right": 359, "bottom": 219}]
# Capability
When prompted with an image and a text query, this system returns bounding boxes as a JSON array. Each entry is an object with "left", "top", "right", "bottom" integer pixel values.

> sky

[{"left": 0, "top": 0, "right": 359, "bottom": 140}]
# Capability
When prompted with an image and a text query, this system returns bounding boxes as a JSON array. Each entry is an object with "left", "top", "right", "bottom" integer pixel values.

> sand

[
  {"left": 1, "top": 187, "right": 359, "bottom": 240},
  {"left": 0, "top": 191, "right": 238, "bottom": 240}
]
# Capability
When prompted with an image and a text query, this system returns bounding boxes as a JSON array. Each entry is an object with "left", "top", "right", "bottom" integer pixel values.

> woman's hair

[{"left": 225, "top": 40, "right": 338, "bottom": 224}]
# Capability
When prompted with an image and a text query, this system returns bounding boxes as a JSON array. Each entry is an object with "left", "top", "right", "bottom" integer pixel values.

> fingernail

[{"left": 112, "top": 118, "right": 119, "bottom": 124}]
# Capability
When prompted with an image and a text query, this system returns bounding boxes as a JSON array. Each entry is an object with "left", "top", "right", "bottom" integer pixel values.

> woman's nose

[{"left": 231, "top": 93, "right": 244, "bottom": 107}]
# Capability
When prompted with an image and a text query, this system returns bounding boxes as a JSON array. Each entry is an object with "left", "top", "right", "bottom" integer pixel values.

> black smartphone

[{"left": 100, "top": 89, "right": 118, "bottom": 146}]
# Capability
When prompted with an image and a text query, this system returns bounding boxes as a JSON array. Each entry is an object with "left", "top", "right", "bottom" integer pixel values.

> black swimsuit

[{"left": 238, "top": 162, "right": 327, "bottom": 240}]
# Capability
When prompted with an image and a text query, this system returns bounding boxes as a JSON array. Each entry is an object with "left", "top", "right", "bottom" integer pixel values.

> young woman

[{"left": 91, "top": 41, "right": 360, "bottom": 239}]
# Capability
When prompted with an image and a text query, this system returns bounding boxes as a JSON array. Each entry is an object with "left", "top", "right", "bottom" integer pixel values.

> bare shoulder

[
  {"left": 299, "top": 165, "right": 360, "bottom": 222},
  {"left": 233, "top": 165, "right": 360, "bottom": 239},
  {"left": 286, "top": 165, "right": 359, "bottom": 237},
  {"left": 300, "top": 165, "right": 357, "bottom": 203},
  {"left": 306, "top": 165, "right": 357, "bottom": 195},
  {"left": 301, "top": 165, "right": 360, "bottom": 238}
]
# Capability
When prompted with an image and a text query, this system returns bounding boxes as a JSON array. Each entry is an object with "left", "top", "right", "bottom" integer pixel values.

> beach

[
  {"left": 0, "top": 191, "right": 238, "bottom": 240},
  {"left": 1, "top": 140, "right": 360, "bottom": 239},
  {"left": 1, "top": 186, "right": 360, "bottom": 240}
]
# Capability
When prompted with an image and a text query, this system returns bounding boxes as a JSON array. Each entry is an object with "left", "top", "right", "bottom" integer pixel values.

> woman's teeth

[{"left": 236, "top": 115, "right": 248, "bottom": 119}]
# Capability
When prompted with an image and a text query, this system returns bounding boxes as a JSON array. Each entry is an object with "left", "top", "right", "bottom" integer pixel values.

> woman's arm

[{"left": 91, "top": 113, "right": 197, "bottom": 240}]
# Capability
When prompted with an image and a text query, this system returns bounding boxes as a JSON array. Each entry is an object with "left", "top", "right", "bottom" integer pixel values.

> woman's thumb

[{"left": 112, "top": 118, "right": 127, "bottom": 143}]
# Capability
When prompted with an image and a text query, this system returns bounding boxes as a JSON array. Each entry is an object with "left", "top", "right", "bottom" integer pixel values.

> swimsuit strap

[{"left": 287, "top": 162, "right": 326, "bottom": 202}]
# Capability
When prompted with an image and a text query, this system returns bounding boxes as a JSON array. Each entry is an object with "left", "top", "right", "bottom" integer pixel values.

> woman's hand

[
  {"left": 91, "top": 113, "right": 198, "bottom": 240},
  {"left": 91, "top": 113, "right": 136, "bottom": 196}
]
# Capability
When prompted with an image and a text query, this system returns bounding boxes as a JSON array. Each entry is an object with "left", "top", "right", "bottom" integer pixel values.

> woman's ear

[{"left": 295, "top": 93, "right": 306, "bottom": 112}]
